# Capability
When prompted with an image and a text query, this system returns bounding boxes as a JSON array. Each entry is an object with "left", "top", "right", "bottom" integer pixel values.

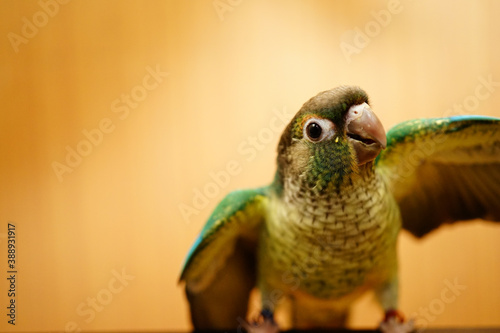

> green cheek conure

[{"left": 179, "top": 86, "right": 500, "bottom": 333}]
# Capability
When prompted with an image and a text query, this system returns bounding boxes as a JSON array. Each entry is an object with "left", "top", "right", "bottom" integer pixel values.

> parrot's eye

[
  {"left": 303, "top": 118, "right": 335, "bottom": 142},
  {"left": 307, "top": 123, "right": 322, "bottom": 139}
]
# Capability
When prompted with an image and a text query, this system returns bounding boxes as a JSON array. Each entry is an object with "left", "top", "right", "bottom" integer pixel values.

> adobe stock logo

[
  {"left": 178, "top": 107, "right": 294, "bottom": 224},
  {"left": 383, "top": 74, "right": 499, "bottom": 184},
  {"left": 7, "top": 0, "right": 72, "bottom": 54},
  {"left": 410, "top": 278, "right": 467, "bottom": 331},
  {"left": 64, "top": 268, "right": 135, "bottom": 333},
  {"left": 442, "top": 75, "right": 500, "bottom": 117},
  {"left": 52, "top": 64, "right": 169, "bottom": 182},
  {"left": 339, "top": 0, "right": 404, "bottom": 64}
]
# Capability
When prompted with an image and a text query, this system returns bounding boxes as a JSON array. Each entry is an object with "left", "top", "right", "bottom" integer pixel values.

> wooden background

[{"left": 0, "top": 0, "right": 499, "bottom": 331}]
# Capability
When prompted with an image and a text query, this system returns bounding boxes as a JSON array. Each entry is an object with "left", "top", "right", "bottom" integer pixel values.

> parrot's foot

[
  {"left": 379, "top": 309, "right": 415, "bottom": 333},
  {"left": 241, "top": 309, "right": 280, "bottom": 333}
]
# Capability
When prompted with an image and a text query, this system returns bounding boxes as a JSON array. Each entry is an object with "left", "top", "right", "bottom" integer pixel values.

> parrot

[{"left": 179, "top": 86, "right": 500, "bottom": 332}]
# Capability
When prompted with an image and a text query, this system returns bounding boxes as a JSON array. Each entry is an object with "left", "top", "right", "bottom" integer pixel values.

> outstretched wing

[
  {"left": 376, "top": 116, "right": 500, "bottom": 237},
  {"left": 179, "top": 187, "right": 269, "bottom": 328}
]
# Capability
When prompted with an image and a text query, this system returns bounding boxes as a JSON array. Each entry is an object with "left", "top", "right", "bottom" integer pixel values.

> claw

[
  {"left": 240, "top": 309, "right": 280, "bottom": 333},
  {"left": 384, "top": 309, "right": 405, "bottom": 323},
  {"left": 379, "top": 309, "right": 415, "bottom": 333}
]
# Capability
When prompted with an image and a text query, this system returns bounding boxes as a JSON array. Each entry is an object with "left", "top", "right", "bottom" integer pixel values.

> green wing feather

[
  {"left": 180, "top": 187, "right": 269, "bottom": 328},
  {"left": 376, "top": 116, "right": 500, "bottom": 237}
]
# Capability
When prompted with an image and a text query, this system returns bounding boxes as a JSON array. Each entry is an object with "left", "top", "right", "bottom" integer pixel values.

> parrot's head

[{"left": 276, "top": 86, "right": 386, "bottom": 194}]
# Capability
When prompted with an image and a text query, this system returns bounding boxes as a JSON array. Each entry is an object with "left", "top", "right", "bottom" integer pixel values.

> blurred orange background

[{"left": 1, "top": 0, "right": 499, "bottom": 331}]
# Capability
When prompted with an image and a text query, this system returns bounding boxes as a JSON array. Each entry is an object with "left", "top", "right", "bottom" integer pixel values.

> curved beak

[{"left": 346, "top": 103, "right": 386, "bottom": 165}]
